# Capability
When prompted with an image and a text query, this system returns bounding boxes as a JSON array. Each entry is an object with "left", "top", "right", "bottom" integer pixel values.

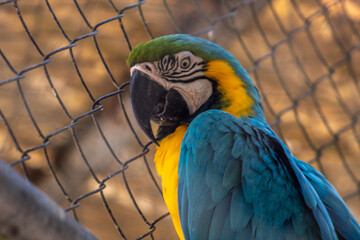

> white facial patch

[
  {"left": 130, "top": 51, "right": 212, "bottom": 115},
  {"left": 172, "top": 80, "right": 212, "bottom": 114}
]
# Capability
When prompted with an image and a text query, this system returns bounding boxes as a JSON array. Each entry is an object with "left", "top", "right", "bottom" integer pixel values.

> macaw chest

[{"left": 154, "top": 125, "right": 187, "bottom": 240}]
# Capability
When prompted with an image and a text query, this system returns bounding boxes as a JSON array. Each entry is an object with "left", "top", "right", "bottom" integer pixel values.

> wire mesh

[{"left": 0, "top": 0, "right": 359, "bottom": 239}]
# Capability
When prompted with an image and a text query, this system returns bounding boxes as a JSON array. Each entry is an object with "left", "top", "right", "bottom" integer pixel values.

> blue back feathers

[{"left": 178, "top": 110, "right": 360, "bottom": 240}]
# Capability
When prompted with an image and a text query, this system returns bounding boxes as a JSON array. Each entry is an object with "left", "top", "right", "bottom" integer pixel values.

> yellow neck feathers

[
  {"left": 154, "top": 125, "right": 187, "bottom": 240},
  {"left": 205, "top": 60, "right": 254, "bottom": 118}
]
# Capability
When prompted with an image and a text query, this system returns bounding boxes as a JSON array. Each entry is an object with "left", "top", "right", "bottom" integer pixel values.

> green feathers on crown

[{"left": 127, "top": 34, "right": 233, "bottom": 67}]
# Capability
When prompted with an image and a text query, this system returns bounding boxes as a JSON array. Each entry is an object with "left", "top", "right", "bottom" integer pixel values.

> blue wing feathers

[
  {"left": 205, "top": 155, "right": 222, "bottom": 187},
  {"left": 178, "top": 109, "right": 360, "bottom": 239},
  {"left": 222, "top": 158, "right": 241, "bottom": 189},
  {"left": 212, "top": 133, "right": 234, "bottom": 173},
  {"left": 230, "top": 188, "right": 254, "bottom": 231},
  {"left": 208, "top": 195, "right": 231, "bottom": 240},
  {"left": 252, "top": 218, "right": 284, "bottom": 240},
  {"left": 192, "top": 142, "right": 212, "bottom": 166},
  {"left": 288, "top": 158, "right": 338, "bottom": 239},
  {"left": 297, "top": 160, "right": 360, "bottom": 240},
  {"left": 220, "top": 212, "right": 239, "bottom": 239},
  {"left": 231, "top": 133, "right": 245, "bottom": 158}
]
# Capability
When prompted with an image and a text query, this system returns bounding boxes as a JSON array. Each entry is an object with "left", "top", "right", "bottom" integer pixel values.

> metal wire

[{"left": 0, "top": 0, "right": 359, "bottom": 239}]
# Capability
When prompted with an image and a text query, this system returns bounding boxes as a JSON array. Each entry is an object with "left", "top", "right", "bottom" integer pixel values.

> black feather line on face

[
  {"left": 174, "top": 56, "right": 179, "bottom": 71},
  {"left": 164, "top": 56, "right": 170, "bottom": 70},
  {"left": 163, "top": 54, "right": 175, "bottom": 72},
  {"left": 157, "top": 61, "right": 161, "bottom": 71},
  {"left": 163, "top": 75, "right": 211, "bottom": 83},
  {"left": 163, "top": 68, "right": 205, "bottom": 79},
  {"left": 158, "top": 58, "right": 163, "bottom": 71},
  {"left": 169, "top": 55, "right": 177, "bottom": 71}
]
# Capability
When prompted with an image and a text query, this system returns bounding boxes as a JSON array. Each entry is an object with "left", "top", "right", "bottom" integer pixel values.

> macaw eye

[{"left": 180, "top": 57, "right": 191, "bottom": 69}]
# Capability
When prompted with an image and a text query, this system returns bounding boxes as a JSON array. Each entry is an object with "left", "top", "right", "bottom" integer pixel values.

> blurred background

[{"left": 0, "top": 0, "right": 359, "bottom": 239}]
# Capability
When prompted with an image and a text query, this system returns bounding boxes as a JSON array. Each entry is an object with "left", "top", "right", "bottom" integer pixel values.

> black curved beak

[
  {"left": 130, "top": 69, "right": 190, "bottom": 145},
  {"left": 130, "top": 70, "right": 166, "bottom": 145}
]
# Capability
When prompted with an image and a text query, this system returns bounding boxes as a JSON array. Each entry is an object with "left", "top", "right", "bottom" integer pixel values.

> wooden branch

[{"left": 0, "top": 159, "right": 98, "bottom": 240}]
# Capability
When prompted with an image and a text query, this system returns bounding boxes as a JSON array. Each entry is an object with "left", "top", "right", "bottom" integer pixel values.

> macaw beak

[
  {"left": 130, "top": 69, "right": 190, "bottom": 145},
  {"left": 130, "top": 70, "right": 165, "bottom": 145}
]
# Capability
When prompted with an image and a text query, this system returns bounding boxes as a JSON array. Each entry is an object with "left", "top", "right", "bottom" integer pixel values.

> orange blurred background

[{"left": 0, "top": 0, "right": 359, "bottom": 239}]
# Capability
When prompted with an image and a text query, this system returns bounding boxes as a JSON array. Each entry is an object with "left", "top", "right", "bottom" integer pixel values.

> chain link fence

[{"left": 0, "top": 0, "right": 359, "bottom": 239}]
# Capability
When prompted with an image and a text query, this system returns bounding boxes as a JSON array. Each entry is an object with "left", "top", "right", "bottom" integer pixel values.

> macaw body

[{"left": 128, "top": 34, "right": 360, "bottom": 239}]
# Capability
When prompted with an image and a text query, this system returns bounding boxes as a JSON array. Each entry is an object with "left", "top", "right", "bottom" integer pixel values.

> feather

[
  {"left": 230, "top": 188, "right": 253, "bottom": 231},
  {"left": 208, "top": 195, "right": 231, "bottom": 240},
  {"left": 177, "top": 110, "right": 360, "bottom": 240},
  {"left": 222, "top": 159, "right": 241, "bottom": 189}
]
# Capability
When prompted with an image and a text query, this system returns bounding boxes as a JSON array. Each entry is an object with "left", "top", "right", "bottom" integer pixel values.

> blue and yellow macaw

[{"left": 127, "top": 34, "right": 360, "bottom": 240}]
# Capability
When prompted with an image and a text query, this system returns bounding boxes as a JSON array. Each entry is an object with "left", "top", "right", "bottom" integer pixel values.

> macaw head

[{"left": 127, "top": 34, "right": 264, "bottom": 144}]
